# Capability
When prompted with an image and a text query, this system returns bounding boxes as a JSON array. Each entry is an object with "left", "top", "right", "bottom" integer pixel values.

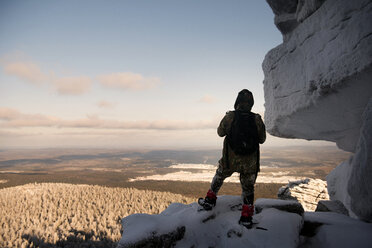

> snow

[
  {"left": 327, "top": 99, "right": 372, "bottom": 221},
  {"left": 169, "top": 163, "right": 216, "bottom": 170},
  {"left": 118, "top": 196, "right": 303, "bottom": 248},
  {"left": 256, "top": 198, "right": 299, "bottom": 208},
  {"left": 263, "top": 0, "right": 372, "bottom": 152},
  {"left": 129, "top": 163, "right": 306, "bottom": 184},
  {"left": 264, "top": 0, "right": 372, "bottom": 223},
  {"left": 278, "top": 178, "right": 329, "bottom": 211},
  {"left": 326, "top": 158, "right": 356, "bottom": 218},
  {"left": 118, "top": 196, "right": 372, "bottom": 248},
  {"left": 301, "top": 212, "right": 372, "bottom": 248},
  {"left": 119, "top": 213, "right": 182, "bottom": 245},
  {"left": 348, "top": 99, "right": 372, "bottom": 221}
]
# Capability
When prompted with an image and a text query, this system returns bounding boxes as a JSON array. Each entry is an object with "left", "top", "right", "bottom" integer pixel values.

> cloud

[
  {"left": 0, "top": 108, "right": 21, "bottom": 120},
  {"left": 97, "top": 72, "right": 160, "bottom": 91},
  {"left": 53, "top": 76, "right": 92, "bottom": 95},
  {"left": 0, "top": 107, "right": 216, "bottom": 130},
  {"left": 0, "top": 130, "right": 41, "bottom": 137},
  {"left": 199, "top": 94, "right": 216, "bottom": 103},
  {"left": 0, "top": 107, "right": 58, "bottom": 127},
  {"left": 1, "top": 55, "right": 91, "bottom": 95},
  {"left": 3, "top": 61, "right": 47, "bottom": 84},
  {"left": 97, "top": 100, "right": 116, "bottom": 109},
  {"left": 1, "top": 55, "right": 161, "bottom": 95}
]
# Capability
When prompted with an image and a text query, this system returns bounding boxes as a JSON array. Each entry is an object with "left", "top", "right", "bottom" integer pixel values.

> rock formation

[
  {"left": 118, "top": 196, "right": 304, "bottom": 248},
  {"left": 278, "top": 178, "right": 329, "bottom": 211},
  {"left": 327, "top": 99, "right": 372, "bottom": 220},
  {"left": 315, "top": 200, "right": 349, "bottom": 216},
  {"left": 263, "top": 0, "right": 372, "bottom": 221},
  {"left": 118, "top": 196, "right": 372, "bottom": 248},
  {"left": 347, "top": 99, "right": 372, "bottom": 221},
  {"left": 263, "top": 0, "right": 372, "bottom": 152},
  {"left": 255, "top": 198, "right": 304, "bottom": 216}
]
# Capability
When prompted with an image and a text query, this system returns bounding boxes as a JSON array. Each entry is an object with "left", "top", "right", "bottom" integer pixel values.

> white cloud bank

[
  {"left": 1, "top": 54, "right": 160, "bottom": 95},
  {"left": 0, "top": 107, "right": 215, "bottom": 130}
]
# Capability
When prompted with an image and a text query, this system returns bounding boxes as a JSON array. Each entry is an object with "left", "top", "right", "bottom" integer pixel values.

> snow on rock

[
  {"left": 118, "top": 196, "right": 304, "bottom": 248},
  {"left": 264, "top": 0, "right": 372, "bottom": 223},
  {"left": 255, "top": 198, "right": 304, "bottom": 216},
  {"left": 263, "top": 0, "right": 372, "bottom": 152},
  {"left": 326, "top": 158, "right": 356, "bottom": 217},
  {"left": 118, "top": 196, "right": 372, "bottom": 247},
  {"left": 327, "top": 100, "right": 372, "bottom": 221},
  {"left": 347, "top": 99, "right": 372, "bottom": 222},
  {"left": 117, "top": 212, "right": 186, "bottom": 248},
  {"left": 266, "top": 0, "right": 299, "bottom": 34},
  {"left": 300, "top": 212, "right": 372, "bottom": 248},
  {"left": 315, "top": 200, "right": 349, "bottom": 216},
  {"left": 278, "top": 178, "right": 329, "bottom": 211}
]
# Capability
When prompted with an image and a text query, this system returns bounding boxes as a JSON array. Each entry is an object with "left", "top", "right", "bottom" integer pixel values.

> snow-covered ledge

[{"left": 263, "top": 0, "right": 372, "bottom": 221}]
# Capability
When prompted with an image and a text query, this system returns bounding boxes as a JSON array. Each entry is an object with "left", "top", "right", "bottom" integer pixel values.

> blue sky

[{"left": 0, "top": 0, "right": 334, "bottom": 149}]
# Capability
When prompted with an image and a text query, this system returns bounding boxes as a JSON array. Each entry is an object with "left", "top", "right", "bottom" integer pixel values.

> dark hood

[{"left": 234, "top": 89, "right": 254, "bottom": 111}]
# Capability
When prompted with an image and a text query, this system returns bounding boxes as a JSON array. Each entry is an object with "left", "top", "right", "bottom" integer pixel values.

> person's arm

[
  {"left": 217, "top": 111, "right": 234, "bottom": 137},
  {"left": 255, "top": 114, "right": 266, "bottom": 144}
]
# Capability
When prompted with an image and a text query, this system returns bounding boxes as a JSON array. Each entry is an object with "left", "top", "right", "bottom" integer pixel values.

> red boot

[
  {"left": 239, "top": 204, "right": 254, "bottom": 228},
  {"left": 198, "top": 189, "right": 217, "bottom": 210}
]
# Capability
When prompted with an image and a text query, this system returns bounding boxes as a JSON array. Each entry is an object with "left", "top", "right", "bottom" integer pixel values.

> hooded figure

[
  {"left": 199, "top": 89, "right": 266, "bottom": 228},
  {"left": 234, "top": 89, "right": 254, "bottom": 111}
]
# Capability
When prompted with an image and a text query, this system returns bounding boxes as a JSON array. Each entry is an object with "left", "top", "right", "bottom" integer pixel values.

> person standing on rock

[{"left": 198, "top": 89, "right": 266, "bottom": 228}]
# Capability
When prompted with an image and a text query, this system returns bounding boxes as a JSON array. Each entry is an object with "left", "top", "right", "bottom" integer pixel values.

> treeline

[{"left": 0, "top": 183, "right": 194, "bottom": 248}]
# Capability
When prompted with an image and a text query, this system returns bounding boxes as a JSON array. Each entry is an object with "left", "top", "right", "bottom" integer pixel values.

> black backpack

[{"left": 227, "top": 111, "right": 259, "bottom": 155}]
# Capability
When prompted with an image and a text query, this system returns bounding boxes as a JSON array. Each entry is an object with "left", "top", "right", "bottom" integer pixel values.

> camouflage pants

[{"left": 210, "top": 161, "right": 257, "bottom": 205}]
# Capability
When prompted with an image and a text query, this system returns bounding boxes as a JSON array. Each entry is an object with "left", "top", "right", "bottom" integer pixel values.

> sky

[{"left": 0, "top": 0, "right": 334, "bottom": 149}]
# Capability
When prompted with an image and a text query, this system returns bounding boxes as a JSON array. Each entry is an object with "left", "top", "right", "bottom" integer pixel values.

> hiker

[{"left": 198, "top": 89, "right": 266, "bottom": 228}]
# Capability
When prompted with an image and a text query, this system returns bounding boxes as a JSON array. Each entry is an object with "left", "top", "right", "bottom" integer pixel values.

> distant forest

[{"left": 0, "top": 183, "right": 194, "bottom": 248}]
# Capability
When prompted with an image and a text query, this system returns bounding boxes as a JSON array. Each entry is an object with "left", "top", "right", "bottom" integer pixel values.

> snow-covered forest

[{"left": 0, "top": 183, "right": 194, "bottom": 247}]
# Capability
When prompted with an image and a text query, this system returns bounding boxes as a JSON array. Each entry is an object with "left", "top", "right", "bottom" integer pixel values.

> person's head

[{"left": 234, "top": 89, "right": 254, "bottom": 111}]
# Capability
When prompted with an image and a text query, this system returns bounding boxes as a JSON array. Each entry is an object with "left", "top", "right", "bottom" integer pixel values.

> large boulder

[
  {"left": 278, "top": 178, "right": 329, "bottom": 211},
  {"left": 263, "top": 0, "right": 372, "bottom": 152},
  {"left": 264, "top": 0, "right": 372, "bottom": 222}
]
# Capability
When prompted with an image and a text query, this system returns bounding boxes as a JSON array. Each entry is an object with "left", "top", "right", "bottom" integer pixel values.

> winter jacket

[{"left": 217, "top": 110, "right": 266, "bottom": 175}]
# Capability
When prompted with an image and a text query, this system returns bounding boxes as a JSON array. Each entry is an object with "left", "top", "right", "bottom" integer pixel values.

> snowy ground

[
  {"left": 118, "top": 196, "right": 303, "bottom": 248},
  {"left": 301, "top": 212, "right": 372, "bottom": 248},
  {"left": 118, "top": 195, "right": 372, "bottom": 248},
  {"left": 129, "top": 163, "right": 305, "bottom": 184}
]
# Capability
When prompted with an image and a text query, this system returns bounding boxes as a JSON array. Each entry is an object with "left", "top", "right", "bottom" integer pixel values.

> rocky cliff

[
  {"left": 263, "top": 0, "right": 372, "bottom": 221},
  {"left": 263, "top": 0, "right": 372, "bottom": 152}
]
